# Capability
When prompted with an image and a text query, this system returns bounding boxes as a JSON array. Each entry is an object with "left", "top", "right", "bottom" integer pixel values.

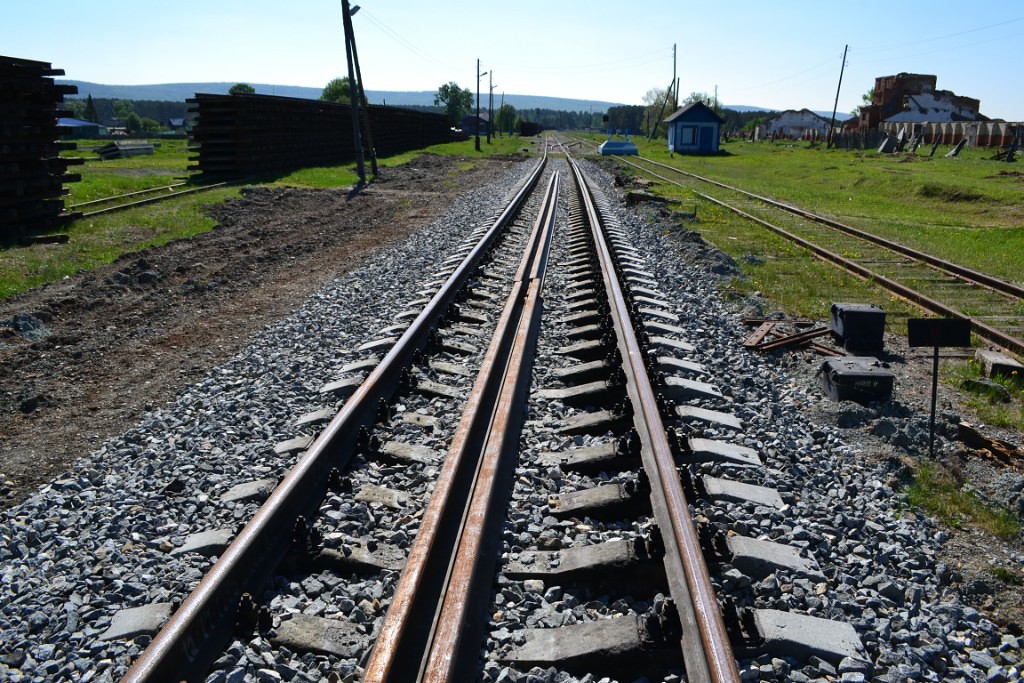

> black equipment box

[
  {"left": 830, "top": 302, "right": 886, "bottom": 353},
  {"left": 819, "top": 356, "right": 894, "bottom": 404}
]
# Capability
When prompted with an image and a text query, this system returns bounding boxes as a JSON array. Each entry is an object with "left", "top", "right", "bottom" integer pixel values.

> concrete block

[
  {"left": 172, "top": 528, "right": 234, "bottom": 557},
  {"left": 638, "top": 308, "right": 680, "bottom": 323},
  {"left": 701, "top": 476, "right": 782, "bottom": 508},
  {"left": 380, "top": 441, "right": 440, "bottom": 464},
  {"left": 536, "top": 381, "right": 613, "bottom": 406},
  {"left": 675, "top": 405, "right": 742, "bottom": 431},
  {"left": 429, "top": 360, "right": 472, "bottom": 377},
  {"left": 357, "top": 336, "right": 397, "bottom": 353},
  {"left": 274, "top": 435, "right": 314, "bottom": 455},
  {"left": 320, "top": 375, "right": 363, "bottom": 397},
  {"left": 272, "top": 615, "right": 370, "bottom": 658},
  {"left": 727, "top": 535, "right": 824, "bottom": 580},
  {"left": 753, "top": 609, "right": 865, "bottom": 663},
  {"left": 557, "top": 409, "right": 630, "bottom": 436},
  {"left": 295, "top": 406, "right": 337, "bottom": 428},
  {"left": 662, "top": 376, "right": 722, "bottom": 401},
  {"left": 99, "top": 602, "right": 173, "bottom": 641},
  {"left": 537, "top": 440, "right": 627, "bottom": 471},
  {"left": 656, "top": 356, "right": 707, "bottom": 377},
  {"left": 221, "top": 478, "right": 277, "bottom": 504},
  {"left": 647, "top": 336, "right": 695, "bottom": 353},
  {"left": 686, "top": 438, "right": 761, "bottom": 467},
  {"left": 975, "top": 349, "right": 1024, "bottom": 379},
  {"left": 355, "top": 484, "right": 410, "bottom": 510}
]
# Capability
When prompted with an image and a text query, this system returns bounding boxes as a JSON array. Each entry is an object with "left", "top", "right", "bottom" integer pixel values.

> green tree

[
  {"left": 229, "top": 83, "right": 256, "bottom": 95},
  {"left": 321, "top": 77, "right": 353, "bottom": 103},
  {"left": 141, "top": 117, "right": 161, "bottom": 133},
  {"left": 496, "top": 103, "right": 516, "bottom": 136},
  {"left": 112, "top": 99, "right": 134, "bottom": 121},
  {"left": 85, "top": 94, "right": 99, "bottom": 123},
  {"left": 125, "top": 111, "right": 142, "bottom": 133},
  {"left": 434, "top": 82, "right": 473, "bottom": 125},
  {"left": 643, "top": 87, "right": 677, "bottom": 137},
  {"left": 64, "top": 99, "right": 87, "bottom": 120},
  {"left": 851, "top": 88, "right": 875, "bottom": 118}
]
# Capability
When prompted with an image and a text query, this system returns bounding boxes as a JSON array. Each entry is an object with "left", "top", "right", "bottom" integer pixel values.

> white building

[{"left": 765, "top": 109, "right": 831, "bottom": 138}]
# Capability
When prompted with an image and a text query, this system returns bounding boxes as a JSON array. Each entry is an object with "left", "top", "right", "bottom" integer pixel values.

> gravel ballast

[{"left": 1, "top": 156, "right": 1021, "bottom": 682}]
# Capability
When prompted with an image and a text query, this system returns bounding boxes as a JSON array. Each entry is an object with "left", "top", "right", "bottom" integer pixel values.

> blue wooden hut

[{"left": 664, "top": 101, "right": 722, "bottom": 154}]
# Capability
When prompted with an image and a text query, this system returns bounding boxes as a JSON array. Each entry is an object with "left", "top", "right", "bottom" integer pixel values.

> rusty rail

[
  {"left": 567, "top": 156, "right": 740, "bottom": 683},
  {"left": 693, "top": 189, "right": 1024, "bottom": 357},
  {"left": 627, "top": 154, "right": 1024, "bottom": 301},
  {"left": 77, "top": 182, "right": 228, "bottom": 217},
  {"left": 363, "top": 172, "right": 560, "bottom": 682},
  {"left": 605, "top": 151, "right": 1024, "bottom": 357},
  {"left": 121, "top": 154, "right": 547, "bottom": 683}
]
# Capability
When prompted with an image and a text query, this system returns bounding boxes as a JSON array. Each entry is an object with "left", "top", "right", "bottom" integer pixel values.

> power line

[
  {"left": 853, "top": 30, "right": 1024, "bottom": 66},
  {"left": 855, "top": 15, "right": 1024, "bottom": 54}
]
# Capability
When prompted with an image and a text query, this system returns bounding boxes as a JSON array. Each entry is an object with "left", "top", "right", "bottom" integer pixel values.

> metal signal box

[{"left": 830, "top": 302, "right": 886, "bottom": 353}]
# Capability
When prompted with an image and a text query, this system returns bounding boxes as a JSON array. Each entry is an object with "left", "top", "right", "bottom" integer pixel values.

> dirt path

[{"left": 0, "top": 154, "right": 519, "bottom": 509}]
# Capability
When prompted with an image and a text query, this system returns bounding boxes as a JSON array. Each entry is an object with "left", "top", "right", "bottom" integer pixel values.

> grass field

[
  {"left": 63, "top": 139, "right": 194, "bottom": 205},
  {"left": 1, "top": 135, "right": 532, "bottom": 301}
]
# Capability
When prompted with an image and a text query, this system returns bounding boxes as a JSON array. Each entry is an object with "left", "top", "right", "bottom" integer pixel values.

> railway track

[
  {"left": 70, "top": 182, "right": 228, "bottom": 217},
  {"left": 5, "top": 142, "right": 1018, "bottom": 682},
  {"left": 576, "top": 140, "right": 1024, "bottom": 356},
  {"left": 113, "top": 148, "right": 874, "bottom": 682}
]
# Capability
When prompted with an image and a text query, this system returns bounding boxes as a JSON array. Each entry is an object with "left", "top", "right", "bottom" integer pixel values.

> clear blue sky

[{"left": 5, "top": 1, "right": 1022, "bottom": 119}]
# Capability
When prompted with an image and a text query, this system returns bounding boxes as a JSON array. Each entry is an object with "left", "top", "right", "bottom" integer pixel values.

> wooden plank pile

[
  {"left": 95, "top": 141, "right": 155, "bottom": 160},
  {"left": 0, "top": 55, "right": 82, "bottom": 238},
  {"left": 188, "top": 93, "right": 453, "bottom": 180},
  {"left": 742, "top": 318, "right": 842, "bottom": 356}
]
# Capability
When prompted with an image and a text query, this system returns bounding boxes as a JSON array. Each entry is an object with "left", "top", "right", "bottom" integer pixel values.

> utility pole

[
  {"left": 344, "top": 1, "right": 377, "bottom": 177},
  {"left": 475, "top": 59, "right": 487, "bottom": 152},
  {"left": 672, "top": 43, "right": 678, "bottom": 109},
  {"left": 500, "top": 92, "right": 506, "bottom": 137},
  {"left": 828, "top": 44, "right": 849, "bottom": 149},
  {"left": 341, "top": 0, "right": 364, "bottom": 183},
  {"left": 487, "top": 71, "right": 494, "bottom": 144}
]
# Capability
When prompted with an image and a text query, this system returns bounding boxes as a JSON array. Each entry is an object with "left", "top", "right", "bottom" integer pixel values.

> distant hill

[
  {"left": 59, "top": 80, "right": 623, "bottom": 114},
  {"left": 59, "top": 81, "right": 849, "bottom": 120}
]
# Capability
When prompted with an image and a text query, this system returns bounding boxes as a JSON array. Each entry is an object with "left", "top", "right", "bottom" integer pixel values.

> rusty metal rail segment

[
  {"left": 567, "top": 156, "right": 740, "bottom": 683},
  {"left": 622, "top": 154, "right": 1024, "bottom": 301},
  {"left": 78, "top": 182, "right": 228, "bottom": 217},
  {"left": 600, "top": 150, "right": 1024, "bottom": 356},
  {"left": 362, "top": 172, "right": 560, "bottom": 683},
  {"left": 121, "top": 154, "right": 547, "bottom": 683},
  {"left": 692, "top": 189, "right": 1024, "bottom": 357}
]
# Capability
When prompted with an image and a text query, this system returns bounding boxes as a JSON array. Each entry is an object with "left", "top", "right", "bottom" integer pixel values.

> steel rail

[
  {"left": 79, "top": 183, "right": 229, "bottom": 217},
  {"left": 595, "top": 148, "right": 1024, "bottom": 355},
  {"left": 567, "top": 156, "right": 740, "bottom": 683},
  {"left": 693, "top": 189, "right": 1024, "bottom": 357},
  {"left": 362, "top": 172, "right": 559, "bottom": 683},
  {"left": 70, "top": 183, "right": 188, "bottom": 209},
  {"left": 624, "top": 155, "right": 1024, "bottom": 301},
  {"left": 121, "top": 154, "right": 547, "bottom": 683},
  {"left": 421, "top": 176, "right": 558, "bottom": 682}
]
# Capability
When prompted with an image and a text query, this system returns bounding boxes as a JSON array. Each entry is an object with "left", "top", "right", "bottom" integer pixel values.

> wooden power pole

[{"left": 828, "top": 44, "right": 848, "bottom": 149}]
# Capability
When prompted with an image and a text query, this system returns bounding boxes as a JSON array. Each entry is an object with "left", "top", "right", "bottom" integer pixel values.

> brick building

[{"left": 859, "top": 73, "right": 982, "bottom": 130}]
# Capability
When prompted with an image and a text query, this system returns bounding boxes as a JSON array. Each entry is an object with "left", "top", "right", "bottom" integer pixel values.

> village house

[
  {"left": 664, "top": 101, "right": 722, "bottom": 154},
  {"left": 764, "top": 109, "right": 831, "bottom": 139}
]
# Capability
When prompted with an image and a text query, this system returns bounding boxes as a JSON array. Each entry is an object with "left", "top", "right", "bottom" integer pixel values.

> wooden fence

[
  {"left": 0, "top": 55, "right": 81, "bottom": 239},
  {"left": 879, "top": 121, "right": 1021, "bottom": 147},
  {"left": 188, "top": 93, "right": 454, "bottom": 180}
]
